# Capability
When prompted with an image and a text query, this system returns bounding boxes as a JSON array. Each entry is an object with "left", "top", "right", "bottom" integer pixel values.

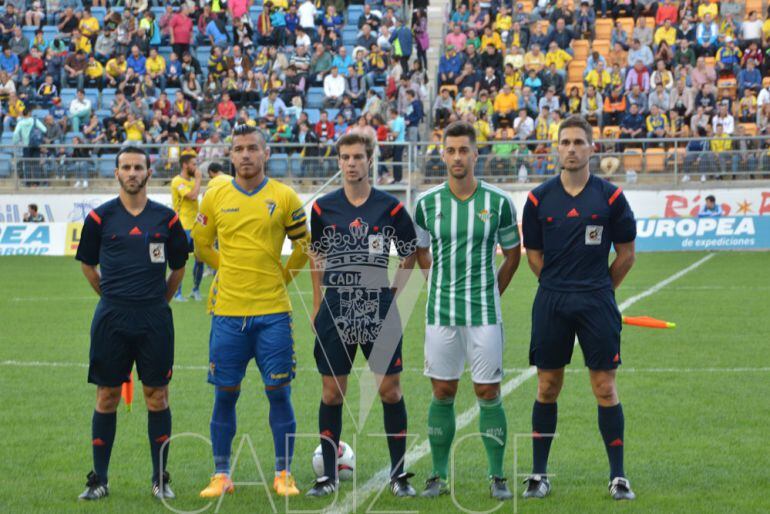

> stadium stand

[
  {"left": 1, "top": 0, "right": 428, "bottom": 185},
  {"left": 435, "top": 0, "right": 770, "bottom": 179}
]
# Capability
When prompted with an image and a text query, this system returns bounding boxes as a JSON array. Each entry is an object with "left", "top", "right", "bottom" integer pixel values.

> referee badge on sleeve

[
  {"left": 149, "top": 242, "right": 166, "bottom": 263},
  {"left": 585, "top": 225, "right": 603, "bottom": 245}
]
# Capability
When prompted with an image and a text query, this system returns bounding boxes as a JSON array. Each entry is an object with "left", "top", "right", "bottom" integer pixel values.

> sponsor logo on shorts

[{"left": 270, "top": 372, "right": 290, "bottom": 380}]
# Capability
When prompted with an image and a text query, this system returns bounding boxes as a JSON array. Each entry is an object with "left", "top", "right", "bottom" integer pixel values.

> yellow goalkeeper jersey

[
  {"left": 170, "top": 174, "right": 199, "bottom": 230},
  {"left": 192, "top": 177, "right": 308, "bottom": 316}
]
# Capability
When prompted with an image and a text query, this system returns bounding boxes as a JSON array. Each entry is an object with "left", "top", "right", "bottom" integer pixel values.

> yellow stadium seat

[
  {"left": 592, "top": 126, "right": 601, "bottom": 141},
  {"left": 566, "top": 81, "right": 585, "bottom": 97},
  {"left": 520, "top": 0, "right": 534, "bottom": 13},
  {"left": 746, "top": 0, "right": 763, "bottom": 15},
  {"left": 741, "top": 123, "right": 758, "bottom": 136},
  {"left": 592, "top": 40, "right": 611, "bottom": 57},
  {"left": 645, "top": 148, "right": 667, "bottom": 173},
  {"left": 595, "top": 19, "right": 613, "bottom": 40},
  {"left": 603, "top": 126, "right": 620, "bottom": 139},
  {"left": 623, "top": 149, "right": 643, "bottom": 171},
  {"left": 573, "top": 40, "right": 590, "bottom": 60},
  {"left": 538, "top": 20, "right": 550, "bottom": 33},
  {"left": 704, "top": 56, "right": 716, "bottom": 68},
  {"left": 643, "top": 17, "right": 655, "bottom": 29},
  {"left": 568, "top": 61, "right": 586, "bottom": 82},
  {"left": 618, "top": 17, "right": 635, "bottom": 40}
]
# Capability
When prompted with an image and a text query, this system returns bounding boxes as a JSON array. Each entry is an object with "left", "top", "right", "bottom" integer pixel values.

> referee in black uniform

[
  {"left": 520, "top": 116, "right": 638, "bottom": 501},
  {"left": 76, "top": 146, "right": 189, "bottom": 501}
]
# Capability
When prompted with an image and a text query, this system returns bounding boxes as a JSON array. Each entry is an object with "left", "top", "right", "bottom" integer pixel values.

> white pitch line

[{"left": 332, "top": 252, "right": 718, "bottom": 514}]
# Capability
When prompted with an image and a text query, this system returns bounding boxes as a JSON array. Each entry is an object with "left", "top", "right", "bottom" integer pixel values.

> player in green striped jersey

[{"left": 414, "top": 121, "right": 522, "bottom": 500}]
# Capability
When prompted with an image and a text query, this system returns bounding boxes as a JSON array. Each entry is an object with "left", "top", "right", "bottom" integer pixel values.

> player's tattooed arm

[
  {"left": 497, "top": 244, "right": 521, "bottom": 295},
  {"left": 609, "top": 241, "right": 636, "bottom": 290},
  {"left": 80, "top": 263, "right": 102, "bottom": 296},
  {"left": 526, "top": 249, "right": 544, "bottom": 279}
]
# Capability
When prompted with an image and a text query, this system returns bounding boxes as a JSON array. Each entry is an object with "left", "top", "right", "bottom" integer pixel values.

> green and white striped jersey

[{"left": 414, "top": 180, "right": 520, "bottom": 327}]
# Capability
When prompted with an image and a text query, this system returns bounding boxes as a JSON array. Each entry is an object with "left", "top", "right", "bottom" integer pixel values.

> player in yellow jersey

[
  {"left": 193, "top": 125, "right": 310, "bottom": 498},
  {"left": 203, "top": 162, "right": 231, "bottom": 313},
  {"left": 170, "top": 154, "right": 203, "bottom": 301}
]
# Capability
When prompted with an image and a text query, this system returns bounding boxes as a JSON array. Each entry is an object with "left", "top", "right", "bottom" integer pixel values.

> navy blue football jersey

[
  {"left": 522, "top": 174, "right": 636, "bottom": 292},
  {"left": 76, "top": 198, "right": 189, "bottom": 302},
  {"left": 310, "top": 188, "right": 417, "bottom": 296}
]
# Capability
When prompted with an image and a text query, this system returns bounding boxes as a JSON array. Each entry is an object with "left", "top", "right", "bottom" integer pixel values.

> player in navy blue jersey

[
  {"left": 306, "top": 132, "right": 419, "bottom": 498},
  {"left": 75, "top": 146, "right": 189, "bottom": 501},
  {"left": 520, "top": 116, "right": 638, "bottom": 501}
]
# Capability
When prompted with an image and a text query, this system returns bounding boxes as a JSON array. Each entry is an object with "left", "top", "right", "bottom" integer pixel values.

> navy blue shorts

[
  {"left": 313, "top": 295, "right": 403, "bottom": 377},
  {"left": 529, "top": 287, "right": 622, "bottom": 370},
  {"left": 89, "top": 298, "right": 174, "bottom": 387},
  {"left": 208, "top": 313, "right": 296, "bottom": 387}
]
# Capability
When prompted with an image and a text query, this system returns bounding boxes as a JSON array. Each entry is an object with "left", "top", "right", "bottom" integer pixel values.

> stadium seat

[
  {"left": 91, "top": 7, "right": 106, "bottom": 24},
  {"left": 347, "top": 5, "right": 364, "bottom": 26},
  {"left": 305, "top": 108, "right": 321, "bottom": 124},
  {"left": 32, "top": 109, "right": 49, "bottom": 120},
  {"left": 595, "top": 19, "right": 613, "bottom": 40},
  {"left": 99, "top": 156, "right": 118, "bottom": 178},
  {"left": 618, "top": 17, "right": 635, "bottom": 39},
  {"left": 645, "top": 148, "right": 667, "bottom": 173},
  {"left": 573, "top": 40, "right": 589, "bottom": 60},
  {"left": 306, "top": 88, "right": 325, "bottom": 109},
  {"left": 342, "top": 27, "right": 358, "bottom": 47},
  {"left": 567, "top": 62, "right": 586, "bottom": 83},
  {"left": 520, "top": 0, "right": 534, "bottom": 13},
  {"left": 289, "top": 153, "right": 303, "bottom": 176},
  {"left": 538, "top": 20, "right": 550, "bottom": 33},
  {"left": 603, "top": 126, "right": 620, "bottom": 139},
  {"left": 741, "top": 123, "right": 758, "bottom": 136},
  {"left": 0, "top": 153, "right": 12, "bottom": 178},
  {"left": 566, "top": 81, "right": 584, "bottom": 96},
  {"left": 704, "top": 56, "right": 716, "bottom": 68},
  {"left": 623, "top": 149, "right": 643, "bottom": 171},
  {"left": 592, "top": 40, "right": 611, "bottom": 57},
  {"left": 592, "top": 126, "right": 601, "bottom": 141},
  {"left": 266, "top": 154, "right": 289, "bottom": 177},
  {"left": 643, "top": 17, "right": 655, "bottom": 29}
]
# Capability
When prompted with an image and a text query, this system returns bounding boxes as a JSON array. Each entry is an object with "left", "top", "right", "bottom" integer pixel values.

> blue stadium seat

[
  {"left": 289, "top": 154, "right": 302, "bottom": 176},
  {"left": 267, "top": 154, "right": 289, "bottom": 177},
  {"left": 326, "top": 108, "right": 340, "bottom": 120},
  {"left": 96, "top": 109, "right": 111, "bottom": 119},
  {"left": 60, "top": 88, "right": 76, "bottom": 106},
  {"left": 99, "top": 156, "right": 118, "bottom": 178},
  {"left": 91, "top": 7, "right": 106, "bottom": 24},
  {"left": 197, "top": 47, "right": 212, "bottom": 66},
  {"left": 342, "top": 27, "right": 358, "bottom": 47},
  {"left": 348, "top": 5, "right": 363, "bottom": 26},
  {"left": 0, "top": 153, "right": 12, "bottom": 178},
  {"left": 1, "top": 131, "right": 13, "bottom": 145},
  {"left": 32, "top": 109, "right": 49, "bottom": 120},
  {"left": 22, "top": 26, "right": 36, "bottom": 41},
  {"left": 306, "top": 88, "right": 325, "bottom": 109},
  {"left": 305, "top": 108, "right": 321, "bottom": 124}
]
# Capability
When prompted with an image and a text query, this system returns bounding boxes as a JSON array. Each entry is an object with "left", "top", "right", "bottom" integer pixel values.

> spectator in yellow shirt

[
  {"left": 585, "top": 61, "right": 612, "bottom": 94},
  {"left": 503, "top": 63, "right": 523, "bottom": 89},
  {"left": 468, "top": 112, "right": 492, "bottom": 153},
  {"left": 709, "top": 123, "right": 732, "bottom": 176},
  {"left": 654, "top": 20, "right": 677, "bottom": 47},
  {"left": 146, "top": 48, "right": 167, "bottom": 89},
  {"left": 494, "top": 6, "right": 513, "bottom": 43},
  {"left": 85, "top": 55, "right": 104, "bottom": 90},
  {"left": 79, "top": 8, "right": 100, "bottom": 41},
  {"left": 124, "top": 113, "right": 146, "bottom": 143},
  {"left": 71, "top": 30, "right": 92, "bottom": 54},
  {"left": 3, "top": 92, "right": 25, "bottom": 131},
  {"left": 524, "top": 43, "right": 546, "bottom": 73},
  {"left": 106, "top": 55, "right": 127, "bottom": 87},
  {"left": 545, "top": 41, "right": 572, "bottom": 80},
  {"left": 455, "top": 86, "right": 477, "bottom": 116},
  {"left": 481, "top": 26, "right": 505, "bottom": 52},
  {"left": 697, "top": 0, "right": 718, "bottom": 22},
  {"left": 493, "top": 83, "right": 518, "bottom": 127}
]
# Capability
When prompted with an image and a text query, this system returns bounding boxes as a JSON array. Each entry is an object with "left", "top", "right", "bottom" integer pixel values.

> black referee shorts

[
  {"left": 88, "top": 298, "right": 175, "bottom": 387},
  {"left": 529, "top": 287, "right": 622, "bottom": 371}
]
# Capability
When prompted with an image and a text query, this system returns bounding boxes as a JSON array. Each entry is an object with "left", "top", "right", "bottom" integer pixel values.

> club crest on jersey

[
  {"left": 265, "top": 200, "right": 276, "bottom": 217},
  {"left": 477, "top": 208, "right": 494, "bottom": 222},
  {"left": 585, "top": 225, "right": 603, "bottom": 245}
]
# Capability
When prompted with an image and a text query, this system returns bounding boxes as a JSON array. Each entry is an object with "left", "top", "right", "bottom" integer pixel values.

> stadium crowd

[
  {"left": 434, "top": 0, "right": 770, "bottom": 178},
  {"left": 0, "top": 0, "right": 430, "bottom": 184}
]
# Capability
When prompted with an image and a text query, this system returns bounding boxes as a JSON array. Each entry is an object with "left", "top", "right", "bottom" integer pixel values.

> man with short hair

[
  {"left": 23, "top": 203, "right": 45, "bottom": 222},
  {"left": 415, "top": 121, "right": 521, "bottom": 501},
  {"left": 193, "top": 125, "right": 309, "bottom": 498},
  {"left": 306, "top": 132, "right": 418, "bottom": 498},
  {"left": 170, "top": 153, "right": 203, "bottom": 301},
  {"left": 521, "top": 115, "right": 637, "bottom": 501},
  {"left": 76, "top": 146, "right": 188, "bottom": 501}
]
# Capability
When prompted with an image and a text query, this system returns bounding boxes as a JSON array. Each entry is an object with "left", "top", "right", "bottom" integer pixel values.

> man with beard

[
  {"left": 170, "top": 153, "right": 203, "bottom": 301},
  {"left": 193, "top": 125, "right": 310, "bottom": 498},
  {"left": 76, "top": 146, "right": 188, "bottom": 501}
]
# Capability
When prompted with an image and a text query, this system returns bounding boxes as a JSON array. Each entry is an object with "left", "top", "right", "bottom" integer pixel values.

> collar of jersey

[{"left": 231, "top": 176, "right": 268, "bottom": 197}]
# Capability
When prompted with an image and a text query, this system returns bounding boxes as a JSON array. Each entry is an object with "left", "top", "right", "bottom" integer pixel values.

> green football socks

[
  {"left": 427, "top": 396, "right": 456, "bottom": 480},
  {"left": 478, "top": 396, "right": 507, "bottom": 478}
]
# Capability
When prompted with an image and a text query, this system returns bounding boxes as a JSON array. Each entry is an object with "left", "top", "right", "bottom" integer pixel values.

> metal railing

[{"left": 3, "top": 136, "right": 770, "bottom": 190}]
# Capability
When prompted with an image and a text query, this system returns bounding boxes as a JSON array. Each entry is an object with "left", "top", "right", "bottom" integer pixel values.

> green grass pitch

[{"left": 1, "top": 252, "right": 769, "bottom": 513}]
